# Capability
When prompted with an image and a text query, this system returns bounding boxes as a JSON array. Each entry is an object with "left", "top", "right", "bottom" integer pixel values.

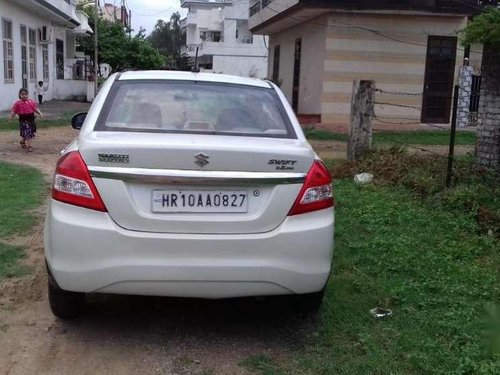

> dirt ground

[
  {"left": 0, "top": 118, "right": 474, "bottom": 374},
  {"left": 0, "top": 125, "right": 320, "bottom": 375}
]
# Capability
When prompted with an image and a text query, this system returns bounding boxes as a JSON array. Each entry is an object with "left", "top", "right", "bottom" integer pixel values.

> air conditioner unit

[{"left": 39, "top": 26, "right": 54, "bottom": 44}]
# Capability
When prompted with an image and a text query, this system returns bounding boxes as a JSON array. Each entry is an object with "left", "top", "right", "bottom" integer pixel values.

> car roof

[{"left": 117, "top": 70, "right": 272, "bottom": 89}]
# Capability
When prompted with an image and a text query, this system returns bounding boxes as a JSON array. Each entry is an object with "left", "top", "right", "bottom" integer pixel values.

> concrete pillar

[
  {"left": 87, "top": 81, "right": 95, "bottom": 102},
  {"left": 457, "top": 66, "right": 473, "bottom": 128},
  {"left": 348, "top": 80, "right": 375, "bottom": 161}
]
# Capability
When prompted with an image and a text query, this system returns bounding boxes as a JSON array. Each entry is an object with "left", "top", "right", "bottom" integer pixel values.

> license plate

[{"left": 152, "top": 190, "right": 248, "bottom": 213}]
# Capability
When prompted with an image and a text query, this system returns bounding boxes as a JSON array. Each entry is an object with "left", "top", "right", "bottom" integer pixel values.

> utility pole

[
  {"left": 94, "top": 0, "right": 99, "bottom": 96},
  {"left": 129, "top": 9, "right": 132, "bottom": 38},
  {"left": 446, "top": 85, "right": 460, "bottom": 188}
]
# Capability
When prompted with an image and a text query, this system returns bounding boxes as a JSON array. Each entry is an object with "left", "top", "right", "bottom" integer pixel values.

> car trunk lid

[{"left": 79, "top": 132, "right": 315, "bottom": 234}]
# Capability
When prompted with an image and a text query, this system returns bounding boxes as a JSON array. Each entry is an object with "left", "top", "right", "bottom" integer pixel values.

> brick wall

[{"left": 476, "top": 45, "right": 500, "bottom": 170}]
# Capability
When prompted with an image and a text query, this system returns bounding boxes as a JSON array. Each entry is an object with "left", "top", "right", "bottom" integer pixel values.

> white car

[{"left": 44, "top": 71, "right": 334, "bottom": 319}]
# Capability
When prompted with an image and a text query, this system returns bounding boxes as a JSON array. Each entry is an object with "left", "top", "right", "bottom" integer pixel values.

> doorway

[
  {"left": 21, "top": 46, "right": 27, "bottom": 89},
  {"left": 20, "top": 25, "right": 28, "bottom": 89},
  {"left": 421, "top": 36, "right": 457, "bottom": 123},
  {"left": 292, "top": 38, "right": 302, "bottom": 113}
]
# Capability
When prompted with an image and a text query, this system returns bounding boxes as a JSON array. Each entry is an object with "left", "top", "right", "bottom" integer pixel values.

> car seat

[{"left": 128, "top": 102, "right": 163, "bottom": 128}]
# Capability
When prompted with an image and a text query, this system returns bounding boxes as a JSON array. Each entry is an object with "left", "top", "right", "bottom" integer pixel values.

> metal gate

[{"left": 469, "top": 74, "right": 481, "bottom": 126}]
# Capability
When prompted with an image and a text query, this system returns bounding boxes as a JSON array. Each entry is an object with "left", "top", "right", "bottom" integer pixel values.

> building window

[
  {"left": 29, "top": 28, "right": 36, "bottom": 82},
  {"left": 2, "top": 19, "right": 14, "bottom": 82},
  {"left": 272, "top": 45, "right": 280, "bottom": 84},
  {"left": 42, "top": 45, "right": 49, "bottom": 81},
  {"left": 20, "top": 25, "right": 28, "bottom": 88},
  {"left": 242, "top": 35, "right": 254, "bottom": 44},
  {"left": 56, "top": 38, "right": 64, "bottom": 79},
  {"left": 212, "top": 31, "right": 222, "bottom": 42}
]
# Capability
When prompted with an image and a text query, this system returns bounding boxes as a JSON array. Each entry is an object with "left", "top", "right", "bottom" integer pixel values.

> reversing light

[
  {"left": 52, "top": 151, "right": 107, "bottom": 212},
  {"left": 288, "top": 160, "right": 334, "bottom": 216}
]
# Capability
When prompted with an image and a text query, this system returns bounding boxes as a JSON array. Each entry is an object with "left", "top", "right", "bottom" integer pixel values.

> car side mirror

[{"left": 71, "top": 112, "right": 87, "bottom": 130}]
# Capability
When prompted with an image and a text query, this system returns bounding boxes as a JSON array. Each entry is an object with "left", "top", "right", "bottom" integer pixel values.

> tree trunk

[{"left": 476, "top": 44, "right": 500, "bottom": 171}]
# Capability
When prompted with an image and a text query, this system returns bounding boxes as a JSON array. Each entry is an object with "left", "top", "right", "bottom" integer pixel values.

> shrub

[{"left": 328, "top": 148, "right": 500, "bottom": 236}]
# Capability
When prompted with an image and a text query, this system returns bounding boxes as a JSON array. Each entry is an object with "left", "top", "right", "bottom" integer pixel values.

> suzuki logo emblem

[{"left": 194, "top": 152, "right": 210, "bottom": 167}]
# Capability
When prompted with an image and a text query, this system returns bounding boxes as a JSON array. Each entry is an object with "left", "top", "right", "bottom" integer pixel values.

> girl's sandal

[
  {"left": 20, "top": 140, "right": 27, "bottom": 149},
  {"left": 27, "top": 146, "right": 33, "bottom": 152}
]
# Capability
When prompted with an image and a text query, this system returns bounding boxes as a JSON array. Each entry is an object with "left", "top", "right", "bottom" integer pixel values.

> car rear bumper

[{"left": 44, "top": 200, "right": 334, "bottom": 299}]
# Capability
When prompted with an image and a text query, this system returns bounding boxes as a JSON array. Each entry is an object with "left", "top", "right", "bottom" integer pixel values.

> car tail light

[
  {"left": 52, "top": 151, "right": 107, "bottom": 212},
  {"left": 288, "top": 160, "right": 333, "bottom": 216}
]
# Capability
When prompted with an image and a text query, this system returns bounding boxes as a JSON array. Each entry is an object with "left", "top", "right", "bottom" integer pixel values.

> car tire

[
  {"left": 48, "top": 281, "right": 85, "bottom": 319},
  {"left": 292, "top": 288, "right": 325, "bottom": 312}
]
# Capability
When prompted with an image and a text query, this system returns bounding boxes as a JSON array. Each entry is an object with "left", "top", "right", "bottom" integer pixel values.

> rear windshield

[{"left": 95, "top": 80, "right": 296, "bottom": 138}]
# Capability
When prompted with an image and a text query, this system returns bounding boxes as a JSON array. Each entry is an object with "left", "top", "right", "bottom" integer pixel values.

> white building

[
  {"left": 0, "top": 0, "right": 92, "bottom": 111},
  {"left": 180, "top": 0, "right": 268, "bottom": 78}
]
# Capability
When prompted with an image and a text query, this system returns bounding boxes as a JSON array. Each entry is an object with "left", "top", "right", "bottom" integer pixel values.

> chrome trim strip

[{"left": 88, "top": 166, "right": 306, "bottom": 185}]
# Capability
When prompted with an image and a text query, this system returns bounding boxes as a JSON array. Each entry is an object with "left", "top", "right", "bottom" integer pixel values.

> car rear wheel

[
  {"left": 292, "top": 288, "right": 325, "bottom": 312},
  {"left": 48, "top": 281, "right": 85, "bottom": 319}
]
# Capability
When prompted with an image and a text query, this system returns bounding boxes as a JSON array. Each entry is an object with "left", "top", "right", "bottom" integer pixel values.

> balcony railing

[
  {"left": 249, "top": 2, "right": 261, "bottom": 16},
  {"left": 250, "top": 0, "right": 275, "bottom": 16},
  {"left": 181, "top": 0, "right": 234, "bottom": 8}
]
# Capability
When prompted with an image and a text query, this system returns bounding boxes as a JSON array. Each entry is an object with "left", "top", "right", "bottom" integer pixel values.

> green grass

[
  {"left": 0, "top": 161, "right": 46, "bottom": 281},
  {"left": 0, "top": 242, "right": 30, "bottom": 279},
  {"left": 0, "top": 161, "right": 46, "bottom": 237},
  {"left": 0, "top": 109, "right": 78, "bottom": 131},
  {"left": 303, "top": 129, "right": 349, "bottom": 142},
  {"left": 304, "top": 129, "right": 476, "bottom": 146},
  {"left": 373, "top": 130, "right": 476, "bottom": 146},
  {"left": 242, "top": 179, "right": 500, "bottom": 374},
  {"left": 240, "top": 355, "right": 283, "bottom": 375},
  {"left": 0, "top": 118, "right": 71, "bottom": 132}
]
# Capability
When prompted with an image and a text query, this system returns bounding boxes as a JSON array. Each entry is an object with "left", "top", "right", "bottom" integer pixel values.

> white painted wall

[
  {"left": 268, "top": 15, "right": 327, "bottom": 114},
  {"left": 224, "top": 1, "right": 250, "bottom": 20},
  {"left": 53, "top": 79, "right": 86, "bottom": 100},
  {"left": 183, "top": 0, "right": 269, "bottom": 78},
  {"left": 209, "top": 55, "right": 268, "bottom": 77},
  {"left": 0, "top": 0, "right": 88, "bottom": 111}
]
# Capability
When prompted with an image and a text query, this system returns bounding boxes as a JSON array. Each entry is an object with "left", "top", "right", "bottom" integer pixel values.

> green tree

[
  {"left": 124, "top": 30, "right": 165, "bottom": 70},
  {"left": 461, "top": 5, "right": 500, "bottom": 170},
  {"left": 148, "top": 12, "right": 186, "bottom": 69},
  {"left": 461, "top": 6, "right": 500, "bottom": 46},
  {"left": 76, "top": 5, "right": 165, "bottom": 73}
]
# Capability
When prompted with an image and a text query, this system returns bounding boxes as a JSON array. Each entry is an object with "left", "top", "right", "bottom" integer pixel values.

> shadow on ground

[{"left": 65, "top": 293, "right": 319, "bottom": 350}]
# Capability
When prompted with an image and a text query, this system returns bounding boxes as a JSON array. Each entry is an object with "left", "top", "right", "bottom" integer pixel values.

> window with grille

[
  {"left": 272, "top": 45, "right": 280, "bottom": 84},
  {"left": 42, "top": 46, "right": 49, "bottom": 80},
  {"left": 2, "top": 19, "right": 14, "bottom": 82},
  {"left": 20, "top": 25, "right": 27, "bottom": 44},
  {"left": 56, "top": 38, "right": 64, "bottom": 79},
  {"left": 29, "top": 29, "right": 36, "bottom": 81},
  {"left": 20, "top": 25, "right": 28, "bottom": 88}
]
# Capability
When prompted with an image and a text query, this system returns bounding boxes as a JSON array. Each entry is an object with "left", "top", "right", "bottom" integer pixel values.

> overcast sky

[{"left": 126, "top": 0, "right": 186, "bottom": 35}]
